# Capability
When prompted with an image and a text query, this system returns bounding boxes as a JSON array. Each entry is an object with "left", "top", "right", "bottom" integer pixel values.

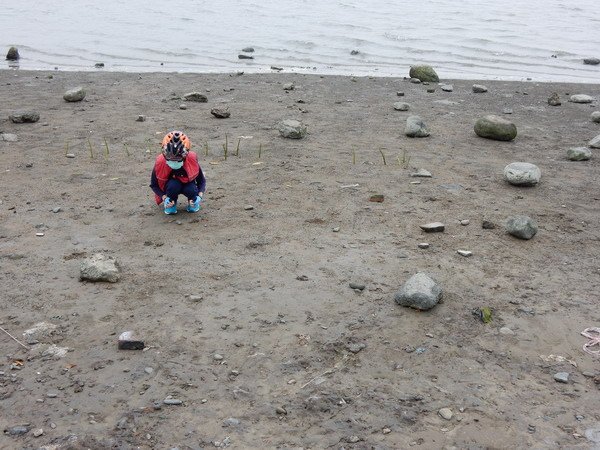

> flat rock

[
  {"left": 393, "top": 102, "right": 410, "bottom": 111},
  {"left": 548, "top": 92, "right": 561, "bottom": 106},
  {"left": 410, "top": 168, "right": 432, "bottom": 177},
  {"left": 223, "top": 418, "right": 241, "bottom": 427},
  {"left": 439, "top": 408, "right": 453, "bottom": 420},
  {"left": 457, "top": 250, "right": 472, "bottom": 257},
  {"left": 441, "top": 84, "right": 453, "bottom": 92},
  {"left": 164, "top": 397, "right": 183, "bottom": 405},
  {"left": 553, "top": 372, "right": 569, "bottom": 383},
  {"left": 183, "top": 92, "right": 207, "bottom": 102},
  {"left": 499, "top": 327, "right": 515, "bottom": 335},
  {"left": 409, "top": 78, "right": 422, "bottom": 84},
  {"left": 591, "top": 111, "right": 600, "bottom": 123},
  {"left": 277, "top": 119, "right": 307, "bottom": 139},
  {"left": 394, "top": 272, "right": 442, "bottom": 311},
  {"left": 4, "top": 425, "right": 29, "bottom": 436},
  {"left": 283, "top": 83, "right": 294, "bottom": 91},
  {"left": 405, "top": 115, "right": 430, "bottom": 137},
  {"left": 567, "top": 147, "right": 591, "bottom": 161},
  {"left": 503, "top": 162, "right": 541, "bottom": 186},
  {"left": 349, "top": 282, "right": 366, "bottom": 291},
  {"left": 474, "top": 115, "right": 517, "bottom": 141},
  {"left": 569, "top": 94, "right": 594, "bottom": 103},
  {"left": 420, "top": 222, "right": 444, "bottom": 232},
  {"left": 589, "top": 134, "right": 600, "bottom": 148},
  {"left": 63, "top": 87, "right": 86, "bottom": 102},
  {"left": 408, "top": 65, "right": 439, "bottom": 82},
  {"left": 583, "top": 58, "right": 600, "bottom": 65},
  {"left": 472, "top": 84, "right": 488, "bottom": 93},
  {"left": 418, "top": 243, "right": 430, "bottom": 249},
  {"left": 211, "top": 108, "right": 230, "bottom": 118},
  {"left": 23, "top": 322, "right": 57, "bottom": 344},
  {"left": 80, "top": 253, "right": 120, "bottom": 282},
  {"left": 1, "top": 133, "right": 18, "bottom": 142},
  {"left": 10, "top": 111, "right": 40, "bottom": 123},
  {"left": 238, "top": 54, "right": 253, "bottom": 59},
  {"left": 505, "top": 215, "right": 537, "bottom": 240},
  {"left": 242, "top": 47, "right": 255, "bottom": 53}
]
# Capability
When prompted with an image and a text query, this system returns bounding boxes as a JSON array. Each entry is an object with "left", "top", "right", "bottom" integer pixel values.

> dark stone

[
  {"left": 482, "top": 220, "right": 496, "bottom": 229},
  {"left": 350, "top": 50, "right": 360, "bottom": 55},
  {"left": 211, "top": 108, "right": 230, "bottom": 119},
  {"left": 94, "top": 62, "right": 105, "bottom": 68},
  {"left": 183, "top": 92, "right": 208, "bottom": 102},
  {"left": 6, "top": 47, "right": 19, "bottom": 61},
  {"left": 583, "top": 58, "right": 600, "bottom": 65},
  {"left": 238, "top": 54, "right": 254, "bottom": 59},
  {"left": 4, "top": 425, "right": 29, "bottom": 436},
  {"left": 242, "top": 47, "right": 255, "bottom": 53},
  {"left": 9, "top": 111, "right": 40, "bottom": 123}
]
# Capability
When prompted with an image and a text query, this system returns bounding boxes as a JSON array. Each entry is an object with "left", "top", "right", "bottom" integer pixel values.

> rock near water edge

[{"left": 408, "top": 65, "right": 439, "bottom": 83}]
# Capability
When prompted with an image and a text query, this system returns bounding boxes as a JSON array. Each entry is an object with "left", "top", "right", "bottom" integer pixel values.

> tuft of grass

[
  {"left": 222, "top": 134, "right": 228, "bottom": 160},
  {"left": 352, "top": 149, "right": 356, "bottom": 165},
  {"left": 258, "top": 143, "right": 262, "bottom": 159},
  {"left": 124, "top": 143, "right": 130, "bottom": 157},
  {"left": 379, "top": 148, "right": 387, "bottom": 166},
  {"left": 235, "top": 138, "right": 241, "bottom": 157},
  {"left": 87, "top": 138, "right": 94, "bottom": 159},
  {"left": 103, "top": 138, "right": 110, "bottom": 159},
  {"left": 399, "top": 149, "right": 411, "bottom": 169},
  {"left": 65, "top": 141, "right": 69, "bottom": 156},
  {"left": 204, "top": 142, "right": 209, "bottom": 157}
]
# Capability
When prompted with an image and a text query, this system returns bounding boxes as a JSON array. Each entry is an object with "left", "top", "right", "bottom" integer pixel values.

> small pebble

[
  {"left": 397, "top": 92, "right": 404, "bottom": 96},
  {"left": 382, "top": 427, "right": 391, "bottom": 434},
  {"left": 420, "top": 222, "right": 445, "bottom": 232},
  {"left": 349, "top": 282, "right": 366, "bottom": 291},
  {"left": 179, "top": 104, "right": 187, "bottom": 110},
  {"left": 136, "top": 115, "right": 146, "bottom": 122},
  {"left": 418, "top": 243, "right": 430, "bottom": 249},
  {"left": 213, "top": 353, "right": 224, "bottom": 361},
  {"left": 275, "top": 406, "right": 287, "bottom": 415},
  {"left": 503, "top": 108, "right": 513, "bottom": 114},
  {"left": 244, "top": 205, "right": 254, "bottom": 210},
  {"left": 144, "top": 367, "right": 154, "bottom": 374},
  {"left": 33, "top": 428, "right": 44, "bottom": 437},
  {"left": 36, "top": 232, "right": 45, "bottom": 237},
  {"left": 287, "top": 379, "right": 296, "bottom": 384},
  {"left": 499, "top": 327, "right": 515, "bottom": 335},
  {"left": 460, "top": 219, "right": 470, "bottom": 226},
  {"left": 47, "top": 392, "right": 58, "bottom": 398},
  {"left": 457, "top": 250, "right": 472, "bottom": 257},
  {"left": 332, "top": 227, "right": 340, "bottom": 232},
  {"left": 163, "top": 397, "right": 183, "bottom": 405},
  {"left": 66, "top": 153, "right": 75, "bottom": 158},
  {"left": 554, "top": 372, "right": 570, "bottom": 383},
  {"left": 189, "top": 294, "right": 203, "bottom": 302}
]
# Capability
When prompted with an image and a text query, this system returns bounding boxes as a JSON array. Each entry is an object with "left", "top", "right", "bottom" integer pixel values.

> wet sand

[{"left": 1, "top": 70, "right": 599, "bottom": 449}]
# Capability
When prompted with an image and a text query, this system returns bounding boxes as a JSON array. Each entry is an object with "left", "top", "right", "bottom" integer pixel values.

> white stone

[
  {"left": 439, "top": 408, "right": 453, "bottom": 420},
  {"left": 457, "top": 250, "right": 472, "bottom": 257},
  {"left": 441, "top": 85, "right": 453, "bottom": 92},
  {"left": 503, "top": 162, "right": 541, "bottom": 186},
  {"left": 569, "top": 94, "right": 594, "bottom": 103}
]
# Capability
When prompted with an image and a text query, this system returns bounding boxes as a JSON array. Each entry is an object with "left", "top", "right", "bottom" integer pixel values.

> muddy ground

[{"left": 0, "top": 70, "right": 599, "bottom": 449}]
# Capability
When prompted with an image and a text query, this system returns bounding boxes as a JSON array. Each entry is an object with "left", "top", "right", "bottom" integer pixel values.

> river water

[{"left": 1, "top": 0, "right": 599, "bottom": 82}]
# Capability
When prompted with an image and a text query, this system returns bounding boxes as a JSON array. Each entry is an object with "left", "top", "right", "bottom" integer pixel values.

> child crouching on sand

[{"left": 150, "top": 131, "right": 206, "bottom": 214}]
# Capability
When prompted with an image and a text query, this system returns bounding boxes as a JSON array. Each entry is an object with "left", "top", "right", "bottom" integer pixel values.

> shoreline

[
  {"left": 1, "top": 69, "right": 599, "bottom": 448},
  {"left": 3, "top": 66, "right": 600, "bottom": 85}
]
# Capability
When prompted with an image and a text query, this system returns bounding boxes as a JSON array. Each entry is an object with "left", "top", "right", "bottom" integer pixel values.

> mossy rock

[{"left": 409, "top": 65, "right": 439, "bottom": 82}]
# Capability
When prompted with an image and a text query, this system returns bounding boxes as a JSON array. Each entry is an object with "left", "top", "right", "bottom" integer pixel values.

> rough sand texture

[{"left": 1, "top": 70, "right": 599, "bottom": 449}]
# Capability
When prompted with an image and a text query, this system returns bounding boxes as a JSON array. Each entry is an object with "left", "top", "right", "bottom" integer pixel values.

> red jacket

[{"left": 153, "top": 151, "right": 201, "bottom": 204}]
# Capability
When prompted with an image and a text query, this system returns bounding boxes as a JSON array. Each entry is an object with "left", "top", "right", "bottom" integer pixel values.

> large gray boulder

[
  {"left": 80, "top": 253, "right": 120, "bottom": 283},
  {"left": 589, "top": 134, "right": 600, "bottom": 149},
  {"left": 278, "top": 119, "right": 307, "bottom": 139},
  {"left": 405, "top": 115, "right": 430, "bottom": 138},
  {"left": 503, "top": 162, "right": 541, "bottom": 186},
  {"left": 474, "top": 115, "right": 517, "bottom": 141},
  {"left": 6, "top": 46, "right": 19, "bottom": 60},
  {"left": 409, "top": 65, "right": 439, "bottom": 83},
  {"left": 63, "top": 87, "right": 86, "bottom": 102},
  {"left": 567, "top": 147, "right": 592, "bottom": 161},
  {"left": 394, "top": 272, "right": 442, "bottom": 311},
  {"left": 9, "top": 111, "right": 40, "bottom": 123},
  {"left": 505, "top": 216, "right": 537, "bottom": 240}
]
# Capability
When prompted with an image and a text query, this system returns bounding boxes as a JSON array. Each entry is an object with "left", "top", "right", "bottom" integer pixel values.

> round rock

[
  {"left": 405, "top": 115, "right": 430, "bottom": 138},
  {"left": 503, "top": 162, "right": 541, "bottom": 186},
  {"left": 63, "top": 87, "right": 86, "bottom": 102},
  {"left": 394, "top": 272, "right": 442, "bottom": 311},
  {"left": 277, "top": 119, "right": 307, "bottom": 139},
  {"left": 505, "top": 215, "right": 538, "bottom": 240},
  {"left": 408, "top": 65, "right": 439, "bottom": 82},
  {"left": 569, "top": 94, "right": 594, "bottom": 104},
  {"left": 567, "top": 147, "right": 591, "bottom": 161},
  {"left": 474, "top": 115, "right": 517, "bottom": 141},
  {"left": 591, "top": 111, "right": 600, "bottom": 123},
  {"left": 393, "top": 102, "right": 410, "bottom": 111}
]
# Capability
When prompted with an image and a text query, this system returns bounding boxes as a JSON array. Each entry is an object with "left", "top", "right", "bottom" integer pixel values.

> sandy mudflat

[{"left": 1, "top": 69, "right": 599, "bottom": 449}]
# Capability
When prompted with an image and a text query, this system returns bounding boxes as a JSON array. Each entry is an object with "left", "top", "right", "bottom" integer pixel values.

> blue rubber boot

[
  {"left": 164, "top": 197, "right": 177, "bottom": 215},
  {"left": 186, "top": 195, "right": 202, "bottom": 213}
]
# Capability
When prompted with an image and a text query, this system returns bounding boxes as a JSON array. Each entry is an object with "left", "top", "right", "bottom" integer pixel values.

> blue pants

[{"left": 165, "top": 179, "right": 199, "bottom": 204}]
